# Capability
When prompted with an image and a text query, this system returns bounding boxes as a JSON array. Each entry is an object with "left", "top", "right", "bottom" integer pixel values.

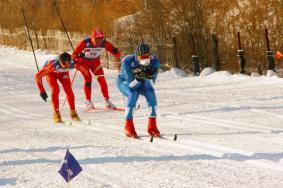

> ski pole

[
  {"left": 115, "top": 57, "right": 121, "bottom": 72},
  {"left": 22, "top": 9, "right": 39, "bottom": 72},
  {"left": 53, "top": 1, "right": 74, "bottom": 51},
  {"left": 53, "top": 1, "right": 78, "bottom": 111}
]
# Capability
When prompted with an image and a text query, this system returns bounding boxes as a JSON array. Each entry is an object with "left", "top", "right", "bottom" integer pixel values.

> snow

[
  {"left": 266, "top": 70, "right": 278, "bottom": 77},
  {"left": 1, "top": 45, "right": 283, "bottom": 187},
  {"left": 251, "top": 72, "right": 261, "bottom": 77},
  {"left": 159, "top": 67, "right": 189, "bottom": 78},
  {"left": 199, "top": 67, "right": 216, "bottom": 77}
]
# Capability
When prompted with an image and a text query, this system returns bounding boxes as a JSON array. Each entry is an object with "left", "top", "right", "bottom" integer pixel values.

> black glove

[
  {"left": 141, "top": 66, "right": 157, "bottom": 79},
  {"left": 133, "top": 68, "right": 146, "bottom": 82},
  {"left": 77, "top": 53, "right": 85, "bottom": 58},
  {"left": 40, "top": 91, "right": 48, "bottom": 102}
]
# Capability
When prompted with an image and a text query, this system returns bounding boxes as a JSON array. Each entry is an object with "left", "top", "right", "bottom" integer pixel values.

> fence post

[
  {"left": 257, "top": 62, "right": 262, "bottom": 75},
  {"left": 211, "top": 34, "right": 221, "bottom": 71},
  {"left": 192, "top": 55, "right": 200, "bottom": 75},
  {"left": 237, "top": 32, "right": 246, "bottom": 74},
  {"left": 172, "top": 36, "right": 179, "bottom": 68},
  {"left": 265, "top": 28, "right": 276, "bottom": 71},
  {"left": 191, "top": 35, "right": 200, "bottom": 75}
]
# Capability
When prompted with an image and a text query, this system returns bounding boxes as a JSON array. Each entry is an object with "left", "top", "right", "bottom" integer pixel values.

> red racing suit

[
  {"left": 35, "top": 57, "right": 77, "bottom": 112},
  {"left": 72, "top": 37, "right": 121, "bottom": 101}
]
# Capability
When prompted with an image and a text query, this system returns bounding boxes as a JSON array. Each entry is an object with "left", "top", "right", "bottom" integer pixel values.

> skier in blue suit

[{"left": 116, "top": 43, "right": 160, "bottom": 138}]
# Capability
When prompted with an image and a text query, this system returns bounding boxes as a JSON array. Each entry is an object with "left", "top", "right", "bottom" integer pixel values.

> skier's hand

[
  {"left": 40, "top": 91, "right": 48, "bottom": 102},
  {"left": 77, "top": 53, "right": 85, "bottom": 58},
  {"left": 136, "top": 75, "right": 145, "bottom": 82},
  {"left": 141, "top": 66, "right": 157, "bottom": 79},
  {"left": 133, "top": 69, "right": 146, "bottom": 82}
]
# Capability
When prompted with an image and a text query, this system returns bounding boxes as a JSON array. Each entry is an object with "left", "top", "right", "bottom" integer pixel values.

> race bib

[
  {"left": 54, "top": 68, "right": 71, "bottom": 73},
  {"left": 84, "top": 47, "right": 104, "bottom": 59}
]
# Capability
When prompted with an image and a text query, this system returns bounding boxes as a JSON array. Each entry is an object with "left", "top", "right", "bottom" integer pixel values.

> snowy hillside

[{"left": 1, "top": 45, "right": 283, "bottom": 187}]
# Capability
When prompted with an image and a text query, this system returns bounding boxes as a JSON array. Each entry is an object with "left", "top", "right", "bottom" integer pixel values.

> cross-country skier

[
  {"left": 72, "top": 29, "right": 121, "bottom": 110},
  {"left": 116, "top": 43, "right": 160, "bottom": 138},
  {"left": 35, "top": 52, "right": 80, "bottom": 123}
]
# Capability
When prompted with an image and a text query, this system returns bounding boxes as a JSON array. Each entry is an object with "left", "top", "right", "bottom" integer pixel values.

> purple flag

[{"left": 58, "top": 149, "right": 82, "bottom": 182}]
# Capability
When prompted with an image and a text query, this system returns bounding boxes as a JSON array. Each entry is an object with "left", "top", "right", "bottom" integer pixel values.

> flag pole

[
  {"left": 67, "top": 146, "right": 70, "bottom": 188},
  {"left": 68, "top": 173, "right": 70, "bottom": 188}
]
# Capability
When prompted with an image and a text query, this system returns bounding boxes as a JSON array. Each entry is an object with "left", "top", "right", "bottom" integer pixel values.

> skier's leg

[
  {"left": 143, "top": 83, "right": 159, "bottom": 137},
  {"left": 126, "top": 89, "right": 140, "bottom": 119},
  {"left": 124, "top": 89, "right": 139, "bottom": 138},
  {"left": 116, "top": 75, "right": 130, "bottom": 97},
  {"left": 92, "top": 65, "right": 109, "bottom": 99},
  {"left": 46, "top": 73, "right": 61, "bottom": 123},
  {"left": 143, "top": 82, "right": 157, "bottom": 117},
  {"left": 144, "top": 90, "right": 157, "bottom": 117},
  {"left": 92, "top": 64, "right": 116, "bottom": 108},
  {"left": 59, "top": 72, "right": 75, "bottom": 111},
  {"left": 46, "top": 73, "right": 60, "bottom": 112},
  {"left": 76, "top": 64, "right": 94, "bottom": 109},
  {"left": 59, "top": 73, "right": 80, "bottom": 121},
  {"left": 57, "top": 73, "right": 79, "bottom": 121}
]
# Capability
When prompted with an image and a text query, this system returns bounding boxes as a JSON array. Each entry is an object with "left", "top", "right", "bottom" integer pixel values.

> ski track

[
  {"left": 2, "top": 112, "right": 283, "bottom": 186},
  {"left": 0, "top": 103, "right": 45, "bottom": 118},
  {"left": 1, "top": 46, "right": 283, "bottom": 187},
  {"left": 70, "top": 119, "right": 283, "bottom": 174},
  {"left": 250, "top": 108, "right": 283, "bottom": 120},
  {"left": 161, "top": 112, "right": 283, "bottom": 133}
]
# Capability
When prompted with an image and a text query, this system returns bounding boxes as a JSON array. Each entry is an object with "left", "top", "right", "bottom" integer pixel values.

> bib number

[{"left": 84, "top": 47, "right": 104, "bottom": 59}]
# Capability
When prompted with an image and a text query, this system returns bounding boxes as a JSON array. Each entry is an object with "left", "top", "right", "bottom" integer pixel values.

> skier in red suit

[
  {"left": 72, "top": 29, "right": 121, "bottom": 110},
  {"left": 35, "top": 52, "right": 81, "bottom": 123}
]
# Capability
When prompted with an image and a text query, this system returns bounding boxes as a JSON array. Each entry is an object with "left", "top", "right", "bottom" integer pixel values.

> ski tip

[{"left": 173, "top": 134, "right": 177, "bottom": 141}]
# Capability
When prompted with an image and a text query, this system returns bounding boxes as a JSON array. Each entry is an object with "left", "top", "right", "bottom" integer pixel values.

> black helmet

[
  {"left": 135, "top": 43, "right": 150, "bottom": 56},
  {"left": 59, "top": 52, "right": 71, "bottom": 62}
]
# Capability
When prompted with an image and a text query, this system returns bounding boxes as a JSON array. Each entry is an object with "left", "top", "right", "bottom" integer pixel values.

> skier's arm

[
  {"left": 72, "top": 40, "right": 86, "bottom": 59},
  {"left": 122, "top": 61, "right": 141, "bottom": 89},
  {"left": 151, "top": 58, "right": 161, "bottom": 83},
  {"left": 104, "top": 40, "right": 121, "bottom": 60},
  {"left": 35, "top": 65, "right": 53, "bottom": 102},
  {"left": 35, "top": 67, "right": 51, "bottom": 93}
]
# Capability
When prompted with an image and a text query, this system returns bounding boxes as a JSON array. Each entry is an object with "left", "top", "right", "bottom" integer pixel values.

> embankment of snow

[{"left": 199, "top": 67, "right": 216, "bottom": 77}]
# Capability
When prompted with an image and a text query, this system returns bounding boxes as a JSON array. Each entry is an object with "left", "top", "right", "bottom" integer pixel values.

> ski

[
  {"left": 83, "top": 107, "right": 125, "bottom": 113},
  {"left": 53, "top": 119, "right": 88, "bottom": 126},
  {"left": 54, "top": 121, "right": 73, "bottom": 126},
  {"left": 129, "top": 134, "right": 178, "bottom": 142},
  {"left": 150, "top": 134, "right": 178, "bottom": 142}
]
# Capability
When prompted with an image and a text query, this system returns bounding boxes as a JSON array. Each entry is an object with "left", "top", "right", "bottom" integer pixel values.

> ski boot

[
  {"left": 53, "top": 111, "right": 62, "bottom": 123},
  {"left": 148, "top": 117, "right": 160, "bottom": 137},
  {"left": 105, "top": 98, "right": 116, "bottom": 109},
  {"left": 70, "top": 110, "right": 80, "bottom": 121},
  {"left": 85, "top": 100, "right": 95, "bottom": 110},
  {"left": 124, "top": 119, "right": 138, "bottom": 138}
]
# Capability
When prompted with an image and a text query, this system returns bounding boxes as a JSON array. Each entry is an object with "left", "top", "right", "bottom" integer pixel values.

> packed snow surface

[{"left": 1, "top": 45, "right": 283, "bottom": 187}]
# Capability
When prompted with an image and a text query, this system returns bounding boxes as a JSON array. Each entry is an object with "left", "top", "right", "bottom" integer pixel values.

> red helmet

[{"left": 92, "top": 29, "right": 104, "bottom": 39}]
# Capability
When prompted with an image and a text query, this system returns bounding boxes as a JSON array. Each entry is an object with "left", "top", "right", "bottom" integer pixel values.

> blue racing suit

[{"left": 116, "top": 54, "right": 160, "bottom": 119}]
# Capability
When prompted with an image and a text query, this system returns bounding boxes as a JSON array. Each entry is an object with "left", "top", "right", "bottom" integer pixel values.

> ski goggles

[
  {"left": 60, "top": 60, "right": 71, "bottom": 65},
  {"left": 137, "top": 53, "right": 150, "bottom": 60}
]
